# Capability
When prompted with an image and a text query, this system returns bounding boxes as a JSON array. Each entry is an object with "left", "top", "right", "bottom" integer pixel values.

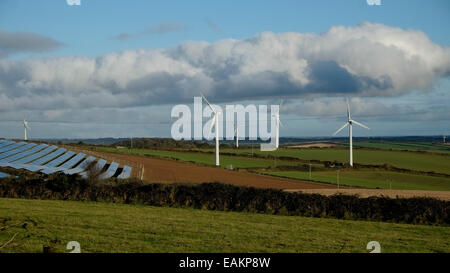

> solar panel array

[{"left": 0, "top": 139, "right": 131, "bottom": 179}]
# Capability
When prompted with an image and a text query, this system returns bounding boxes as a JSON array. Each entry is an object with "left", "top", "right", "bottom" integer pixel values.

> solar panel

[
  {"left": 0, "top": 143, "right": 36, "bottom": 160},
  {"left": 41, "top": 152, "right": 86, "bottom": 175},
  {"left": 24, "top": 148, "right": 67, "bottom": 172},
  {"left": 0, "top": 172, "right": 10, "bottom": 179},
  {"left": 80, "top": 159, "right": 107, "bottom": 179},
  {"left": 32, "top": 148, "right": 67, "bottom": 166},
  {"left": 0, "top": 141, "right": 14, "bottom": 148},
  {"left": 44, "top": 151, "right": 75, "bottom": 168},
  {"left": 0, "top": 140, "right": 132, "bottom": 180},
  {"left": 0, "top": 142, "right": 26, "bottom": 154},
  {"left": 14, "top": 145, "right": 58, "bottom": 164},
  {"left": 0, "top": 144, "right": 48, "bottom": 165},
  {"left": 3, "top": 145, "right": 58, "bottom": 170},
  {"left": 117, "top": 165, "right": 132, "bottom": 179},
  {"left": 59, "top": 153, "right": 86, "bottom": 169},
  {"left": 0, "top": 141, "right": 20, "bottom": 151},
  {"left": 99, "top": 162, "right": 119, "bottom": 179},
  {"left": 64, "top": 156, "right": 96, "bottom": 175}
]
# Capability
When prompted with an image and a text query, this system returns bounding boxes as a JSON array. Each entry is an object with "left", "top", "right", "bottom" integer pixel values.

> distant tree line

[
  {"left": 112, "top": 138, "right": 212, "bottom": 149},
  {"left": 0, "top": 175, "right": 448, "bottom": 226}
]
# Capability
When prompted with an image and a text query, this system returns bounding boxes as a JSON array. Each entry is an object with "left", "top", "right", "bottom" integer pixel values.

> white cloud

[
  {"left": 111, "top": 22, "right": 187, "bottom": 41},
  {"left": 0, "top": 22, "right": 449, "bottom": 114},
  {"left": 0, "top": 29, "right": 63, "bottom": 57}
]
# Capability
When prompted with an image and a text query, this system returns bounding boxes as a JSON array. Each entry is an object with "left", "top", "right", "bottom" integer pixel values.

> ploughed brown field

[{"left": 71, "top": 147, "right": 332, "bottom": 190}]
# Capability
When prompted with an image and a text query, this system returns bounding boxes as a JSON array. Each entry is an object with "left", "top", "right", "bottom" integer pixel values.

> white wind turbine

[
  {"left": 333, "top": 98, "right": 370, "bottom": 167},
  {"left": 23, "top": 119, "right": 30, "bottom": 141},
  {"left": 202, "top": 94, "right": 221, "bottom": 166},
  {"left": 273, "top": 100, "right": 283, "bottom": 149}
]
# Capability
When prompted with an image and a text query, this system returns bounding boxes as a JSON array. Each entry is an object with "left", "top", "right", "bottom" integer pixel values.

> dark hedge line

[{"left": 0, "top": 175, "right": 448, "bottom": 225}]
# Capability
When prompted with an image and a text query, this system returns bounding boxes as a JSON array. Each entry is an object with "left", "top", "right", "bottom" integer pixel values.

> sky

[{"left": 0, "top": 0, "right": 449, "bottom": 139}]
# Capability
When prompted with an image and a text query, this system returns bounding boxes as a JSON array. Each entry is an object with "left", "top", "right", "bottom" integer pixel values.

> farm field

[
  {"left": 72, "top": 147, "right": 330, "bottom": 190},
  {"left": 1, "top": 198, "right": 449, "bottom": 253},
  {"left": 96, "top": 147, "right": 298, "bottom": 169},
  {"left": 87, "top": 146, "right": 450, "bottom": 192},
  {"left": 262, "top": 170, "right": 450, "bottom": 191},
  {"left": 212, "top": 148, "right": 450, "bottom": 175},
  {"left": 351, "top": 141, "right": 450, "bottom": 154}
]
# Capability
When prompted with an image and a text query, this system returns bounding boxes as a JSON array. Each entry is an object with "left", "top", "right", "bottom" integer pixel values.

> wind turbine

[
  {"left": 273, "top": 100, "right": 283, "bottom": 149},
  {"left": 23, "top": 119, "right": 30, "bottom": 141},
  {"left": 333, "top": 98, "right": 370, "bottom": 167},
  {"left": 234, "top": 123, "right": 239, "bottom": 148},
  {"left": 201, "top": 94, "right": 221, "bottom": 166}
]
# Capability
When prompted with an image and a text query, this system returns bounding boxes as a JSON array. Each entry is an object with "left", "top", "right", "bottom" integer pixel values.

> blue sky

[
  {"left": 2, "top": 0, "right": 449, "bottom": 56},
  {"left": 0, "top": 0, "right": 449, "bottom": 139}
]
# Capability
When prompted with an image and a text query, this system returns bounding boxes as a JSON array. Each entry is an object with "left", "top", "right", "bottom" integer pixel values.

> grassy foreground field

[{"left": 0, "top": 198, "right": 449, "bottom": 253}]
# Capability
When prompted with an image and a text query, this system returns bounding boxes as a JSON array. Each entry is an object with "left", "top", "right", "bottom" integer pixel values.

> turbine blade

[
  {"left": 352, "top": 120, "right": 370, "bottom": 130},
  {"left": 278, "top": 117, "right": 284, "bottom": 128},
  {"left": 333, "top": 123, "right": 348, "bottom": 136},
  {"left": 24, "top": 120, "right": 30, "bottom": 130},
  {"left": 279, "top": 99, "right": 284, "bottom": 110},
  {"left": 346, "top": 98, "right": 351, "bottom": 120},
  {"left": 208, "top": 114, "right": 217, "bottom": 139},
  {"left": 201, "top": 93, "right": 215, "bottom": 112}
]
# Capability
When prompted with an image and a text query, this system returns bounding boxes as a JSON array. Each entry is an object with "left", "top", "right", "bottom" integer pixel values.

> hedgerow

[{"left": 0, "top": 174, "right": 448, "bottom": 225}]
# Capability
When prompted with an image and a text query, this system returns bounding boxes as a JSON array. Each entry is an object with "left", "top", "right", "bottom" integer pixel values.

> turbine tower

[
  {"left": 234, "top": 124, "right": 239, "bottom": 148},
  {"left": 23, "top": 119, "right": 30, "bottom": 141},
  {"left": 333, "top": 98, "right": 370, "bottom": 167},
  {"left": 202, "top": 94, "right": 221, "bottom": 166},
  {"left": 273, "top": 100, "right": 283, "bottom": 149}
]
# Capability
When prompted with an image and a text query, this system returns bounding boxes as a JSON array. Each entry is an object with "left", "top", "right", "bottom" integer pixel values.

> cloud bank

[{"left": 1, "top": 22, "right": 449, "bottom": 113}]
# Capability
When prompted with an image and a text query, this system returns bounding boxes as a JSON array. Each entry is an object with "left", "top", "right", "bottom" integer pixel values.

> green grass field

[
  {"left": 214, "top": 148, "right": 450, "bottom": 175},
  {"left": 96, "top": 146, "right": 450, "bottom": 175},
  {"left": 351, "top": 141, "right": 450, "bottom": 154},
  {"left": 262, "top": 170, "right": 450, "bottom": 191},
  {"left": 1, "top": 198, "right": 449, "bottom": 253}
]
